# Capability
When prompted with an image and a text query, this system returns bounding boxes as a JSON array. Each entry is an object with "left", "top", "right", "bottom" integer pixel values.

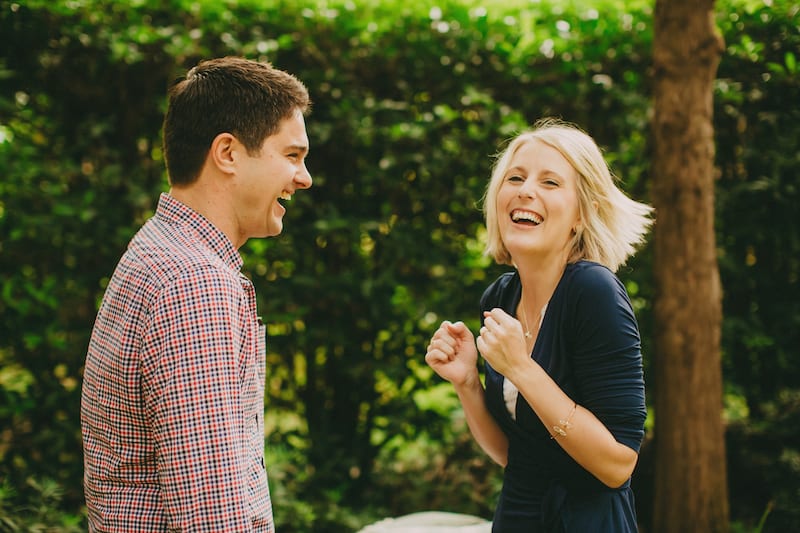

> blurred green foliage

[{"left": 0, "top": 0, "right": 798, "bottom": 531}]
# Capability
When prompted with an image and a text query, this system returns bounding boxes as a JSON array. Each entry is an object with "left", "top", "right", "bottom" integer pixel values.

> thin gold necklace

[{"left": 519, "top": 297, "right": 533, "bottom": 339}]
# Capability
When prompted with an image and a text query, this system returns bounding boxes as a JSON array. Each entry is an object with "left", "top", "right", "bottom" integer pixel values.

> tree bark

[{"left": 651, "top": 1, "right": 729, "bottom": 532}]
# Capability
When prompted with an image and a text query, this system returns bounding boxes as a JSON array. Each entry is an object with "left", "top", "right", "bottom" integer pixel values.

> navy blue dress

[{"left": 480, "top": 261, "right": 646, "bottom": 532}]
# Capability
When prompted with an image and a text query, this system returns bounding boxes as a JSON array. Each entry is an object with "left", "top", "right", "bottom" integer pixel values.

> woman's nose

[{"left": 517, "top": 180, "right": 535, "bottom": 199}]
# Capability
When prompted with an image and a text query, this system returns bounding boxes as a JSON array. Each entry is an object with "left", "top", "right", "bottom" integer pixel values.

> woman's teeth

[{"left": 511, "top": 210, "right": 542, "bottom": 224}]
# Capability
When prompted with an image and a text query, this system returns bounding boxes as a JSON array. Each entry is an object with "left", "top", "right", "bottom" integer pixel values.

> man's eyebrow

[{"left": 286, "top": 143, "right": 309, "bottom": 154}]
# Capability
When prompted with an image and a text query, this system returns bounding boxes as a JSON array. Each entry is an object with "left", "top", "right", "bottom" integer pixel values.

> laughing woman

[{"left": 426, "top": 118, "right": 653, "bottom": 532}]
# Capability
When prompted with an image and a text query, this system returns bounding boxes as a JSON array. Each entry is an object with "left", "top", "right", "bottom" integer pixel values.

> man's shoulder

[{"left": 122, "top": 217, "right": 235, "bottom": 290}]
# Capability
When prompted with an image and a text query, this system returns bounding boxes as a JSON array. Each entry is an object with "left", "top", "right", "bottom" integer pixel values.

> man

[{"left": 81, "top": 56, "right": 312, "bottom": 532}]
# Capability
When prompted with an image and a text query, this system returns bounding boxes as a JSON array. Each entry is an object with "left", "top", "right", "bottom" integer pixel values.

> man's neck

[{"left": 169, "top": 184, "right": 242, "bottom": 248}]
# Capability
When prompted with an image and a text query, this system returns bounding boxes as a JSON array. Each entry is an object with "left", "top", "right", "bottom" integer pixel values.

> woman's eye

[{"left": 507, "top": 175, "right": 524, "bottom": 182}]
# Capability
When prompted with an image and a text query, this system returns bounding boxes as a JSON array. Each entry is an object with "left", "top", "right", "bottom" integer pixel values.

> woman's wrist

[{"left": 453, "top": 371, "right": 483, "bottom": 396}]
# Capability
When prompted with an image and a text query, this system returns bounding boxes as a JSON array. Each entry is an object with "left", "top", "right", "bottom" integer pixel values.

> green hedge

[{"left": 1, "top": 0, "right": 798, "bottom": 530}]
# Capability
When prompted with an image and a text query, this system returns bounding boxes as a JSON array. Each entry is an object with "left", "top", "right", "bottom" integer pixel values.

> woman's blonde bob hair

[{"left": 483, "top": 118, "right": 654, "bottom": 273}]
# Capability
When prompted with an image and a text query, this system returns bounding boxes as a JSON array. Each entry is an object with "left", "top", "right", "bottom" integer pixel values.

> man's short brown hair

[{"left": 162, "top": 56, "right": 311, "bottom": 186}]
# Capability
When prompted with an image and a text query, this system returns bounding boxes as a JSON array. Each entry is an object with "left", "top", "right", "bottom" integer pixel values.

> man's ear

[{"left": 208, "top": 132, "right": 237, "bottom": 175}]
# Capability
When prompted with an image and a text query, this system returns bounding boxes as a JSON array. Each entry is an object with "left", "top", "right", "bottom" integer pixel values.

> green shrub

[{"left": 1, "top": 0, "right": 797, "bottom": 530}]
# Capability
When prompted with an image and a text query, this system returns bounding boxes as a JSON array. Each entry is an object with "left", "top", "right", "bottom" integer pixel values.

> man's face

[{"left": 233, "top": 108, "right": 311, "bottom": 244}]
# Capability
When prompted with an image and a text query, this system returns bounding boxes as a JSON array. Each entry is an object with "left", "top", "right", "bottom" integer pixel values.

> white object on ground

[{"left": 357, "top": 511, "right": 492, "bottom": 533}]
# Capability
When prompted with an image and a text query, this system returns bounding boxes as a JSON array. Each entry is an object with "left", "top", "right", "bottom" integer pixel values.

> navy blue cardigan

[{"left": 481, "top": 261, "right": 646, "bottom": 532}]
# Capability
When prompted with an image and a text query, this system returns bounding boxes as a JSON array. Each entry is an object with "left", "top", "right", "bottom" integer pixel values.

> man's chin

[{"left": 265, "top": 219, "right": 284, "bottom": 237}]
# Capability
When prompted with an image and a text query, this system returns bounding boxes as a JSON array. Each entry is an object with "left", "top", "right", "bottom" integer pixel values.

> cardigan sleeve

[{"left": 567, "top": 264, "right": 647, "bottom": 452}]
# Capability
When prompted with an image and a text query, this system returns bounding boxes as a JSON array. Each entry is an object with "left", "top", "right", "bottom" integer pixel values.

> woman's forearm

[
  {"left": 453, "top": 376, "right": 509, "bottom": 467},
  {"left": 510, "top": 360, "right": 638, "bottom": 488}
]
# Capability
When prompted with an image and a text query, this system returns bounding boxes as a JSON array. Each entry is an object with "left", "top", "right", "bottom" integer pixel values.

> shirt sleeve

[
  {"left": 567, "top": 265, "right": 647, "bottom": 452},
  {"left": 140, "top": 266, "right": 253, "bottom": 531}
]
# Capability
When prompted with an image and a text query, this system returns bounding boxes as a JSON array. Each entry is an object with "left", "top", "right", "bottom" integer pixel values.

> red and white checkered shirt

[{"left": 81, "top": 193, "right": 273, "bottom": 532}]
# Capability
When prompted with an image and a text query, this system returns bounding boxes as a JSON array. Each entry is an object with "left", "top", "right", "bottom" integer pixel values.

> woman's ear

[{"left": 574, "top": 200, "right": 598, "bottom": 233}]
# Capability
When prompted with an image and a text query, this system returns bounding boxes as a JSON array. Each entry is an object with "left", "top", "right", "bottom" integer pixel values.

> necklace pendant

[{"left": 524, "top": 331, "right": 532, "bottom": 339}]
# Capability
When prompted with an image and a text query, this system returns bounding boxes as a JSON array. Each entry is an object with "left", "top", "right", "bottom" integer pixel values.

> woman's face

[{"left": 495, "top": 138, "right": 581, "bottom": 263}]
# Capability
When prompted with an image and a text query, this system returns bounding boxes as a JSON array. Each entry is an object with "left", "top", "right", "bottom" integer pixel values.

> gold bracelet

[{"left": 551, "top": 402, "right": 577, "bottom": 439}]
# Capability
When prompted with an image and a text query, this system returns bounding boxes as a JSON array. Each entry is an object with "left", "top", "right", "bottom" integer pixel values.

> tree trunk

[{"left": 651, "top": 1, "right": 728, "bottom": 532}]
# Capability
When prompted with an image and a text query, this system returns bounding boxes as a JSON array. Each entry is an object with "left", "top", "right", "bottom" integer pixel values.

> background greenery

[{"left": 0, "top": 0, "right": 797, "bottom": 531}]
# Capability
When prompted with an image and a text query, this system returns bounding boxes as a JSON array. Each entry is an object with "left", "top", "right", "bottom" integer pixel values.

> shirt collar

[{"left": 155, "top": 192, "right": 243, "bottom": 271}]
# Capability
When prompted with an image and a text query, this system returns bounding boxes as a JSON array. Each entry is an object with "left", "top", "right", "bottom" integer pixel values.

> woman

[{"left": 426, "top": 118, "right": 653, "bottom": 532}]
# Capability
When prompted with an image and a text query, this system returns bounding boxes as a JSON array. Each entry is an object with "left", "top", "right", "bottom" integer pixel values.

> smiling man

[{"left": 80, "top": 57, "right": 311, "bottom": 532}]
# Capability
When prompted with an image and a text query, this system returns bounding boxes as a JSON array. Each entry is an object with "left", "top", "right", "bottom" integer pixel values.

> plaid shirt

[{"left": 81, "top": 193, "right": 273, "bottom": 532}]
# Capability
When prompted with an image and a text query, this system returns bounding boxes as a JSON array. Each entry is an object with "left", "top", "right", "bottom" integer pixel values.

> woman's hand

[
  {"left": 477, "top": 308, "right": 530, "bottom": 379},
  {"left": 426, "top": 320, "right": 511, "bottom": 466},
  {"left": 425, "top": 321, "right": 479, "bottom": 388}
]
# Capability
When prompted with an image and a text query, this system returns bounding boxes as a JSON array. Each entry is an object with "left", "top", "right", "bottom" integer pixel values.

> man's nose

[{"left": 296, "top": 163, "right": 312, "bottom": 189}]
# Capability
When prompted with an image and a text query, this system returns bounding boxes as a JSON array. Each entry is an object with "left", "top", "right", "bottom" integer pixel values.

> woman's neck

[{"left": 516, "top": 256, "right": 569, "bottom": 315}]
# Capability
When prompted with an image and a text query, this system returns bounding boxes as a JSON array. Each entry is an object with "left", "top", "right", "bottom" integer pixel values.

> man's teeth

[
  {"left": 511, "top": 210, "right": 542, "bottom": 224},
  {"left": 279, "top": 192, "right": 292, "bottom": 201}
]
